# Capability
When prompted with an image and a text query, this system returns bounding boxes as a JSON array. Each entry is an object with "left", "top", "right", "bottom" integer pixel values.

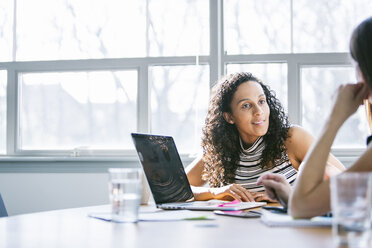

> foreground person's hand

[
  {"left": 257, "top": 173, "right": 291, "bottom": 208},
  {"left": 331, "top": 82, "right": 369, "bottom": 125}
]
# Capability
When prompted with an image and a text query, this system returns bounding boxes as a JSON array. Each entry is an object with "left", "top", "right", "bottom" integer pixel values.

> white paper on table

[
  {"left": 88, "top": 210, "right": 214, "bottom": 222},
  {"left": 260, "top": 209, "right": 332, "bottom": 227}
]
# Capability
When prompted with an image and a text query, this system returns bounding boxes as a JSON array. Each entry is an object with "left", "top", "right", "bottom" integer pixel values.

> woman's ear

[{"left": 223, "top": 112, "right": 234, "bottom": 124}]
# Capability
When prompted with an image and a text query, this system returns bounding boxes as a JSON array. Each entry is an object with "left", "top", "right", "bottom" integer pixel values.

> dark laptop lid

[{"left": 131, "top": 133, "right": 194, "bottom": 205}]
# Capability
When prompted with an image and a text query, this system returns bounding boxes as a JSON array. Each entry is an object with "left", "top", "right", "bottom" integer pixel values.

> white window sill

[
  {"left": 0, "top": 155, "right": 139, "bottom": 162},
  {"left": 0, "top": 155, "right": 197, "bottom": 173},
  {"left": 0, "top": 150, "right": 360, "bottom": 172}
]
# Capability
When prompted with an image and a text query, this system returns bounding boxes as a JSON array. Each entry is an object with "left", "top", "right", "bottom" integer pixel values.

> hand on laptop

[
  {"left": 256, "top": 173, "right": 290, "bottom": 208},
  {"left": 209, "top": 184, "right": 255, "bottom": 202}
]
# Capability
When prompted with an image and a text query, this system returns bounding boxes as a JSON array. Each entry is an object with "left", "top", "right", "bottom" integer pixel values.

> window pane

[
  {"left": 17, "top": 0, "right": 147, "bottom": 60},
  {"left": 293, "top": 0, "right": 372, "bottom": 53},
  {"left": 0, "top": 0, "right": 13, "bottom": 62},
  {"left": 150, "top": 65, "right": 209, "bottom": 154},
  {"left": 301, "top": 67, "right": 369, "bottom": 148},
  {"left": 148, "top": 0, "right": 209, "bottom": 56},
  {"left": 16, "top": 0, "right": 208, "bottom": 61},
  {"left": 226, "top": 63, "right": 288, "bottom": 110},
  {"left": 0, "top": 70, "right": 6, "bottom": 154},
  {"left": 224, "top": 0, "right": 290, "bottom": 54},
  {"left": 19, "top": 70, "right": 137, "bottom": 150}
]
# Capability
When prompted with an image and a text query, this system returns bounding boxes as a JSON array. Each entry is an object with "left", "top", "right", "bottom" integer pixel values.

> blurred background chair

[{"left": 0, "top": 193, "right": 8, "bottom": 217}]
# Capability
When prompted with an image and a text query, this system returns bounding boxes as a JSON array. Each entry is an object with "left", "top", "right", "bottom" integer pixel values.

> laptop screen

[{"left": 131, "top": 133, "right": 194, "bottom": 204}]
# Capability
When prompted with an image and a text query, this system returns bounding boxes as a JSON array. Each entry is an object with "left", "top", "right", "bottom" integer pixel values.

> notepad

[{"left": 260, "top": 209, "right": 332, "bottom": 227}]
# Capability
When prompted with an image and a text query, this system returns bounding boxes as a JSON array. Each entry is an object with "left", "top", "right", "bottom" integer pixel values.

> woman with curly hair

[{"left": 186, "top": 72, "right": 345, "bottom": 204}]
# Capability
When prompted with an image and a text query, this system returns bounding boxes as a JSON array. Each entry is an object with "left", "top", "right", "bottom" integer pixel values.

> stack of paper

[{"left": 260, "top": 209, "right": 332, "bottom": 227}]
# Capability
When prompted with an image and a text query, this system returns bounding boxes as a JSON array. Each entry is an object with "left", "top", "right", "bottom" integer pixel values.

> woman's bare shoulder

[
  {"left": 285, "top": 125, "right": 315, "bottom": 168},
  {"left": 286, "top": 125, "right": 314, "bottom": 145}
]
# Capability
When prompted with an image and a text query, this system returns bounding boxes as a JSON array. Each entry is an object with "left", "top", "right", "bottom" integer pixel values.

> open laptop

[{"left": 131, "top": 133, "right": 266, "bottom": 211}]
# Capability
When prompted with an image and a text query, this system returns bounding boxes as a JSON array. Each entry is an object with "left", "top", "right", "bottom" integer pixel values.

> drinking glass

[
  {"left": 330, "top": 172, "right": 372, "bottom": 248},
  {"left": 108, "top": 168, "right": 142, "bottom": 223}
]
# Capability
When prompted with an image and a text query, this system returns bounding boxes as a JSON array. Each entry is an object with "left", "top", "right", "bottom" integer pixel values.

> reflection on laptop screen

[{"left": 131, "top": 133, "right": 194, "bottom": 204}]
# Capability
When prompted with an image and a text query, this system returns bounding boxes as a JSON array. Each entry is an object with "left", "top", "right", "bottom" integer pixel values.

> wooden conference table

[{"left": 0, "top": 204, "right": 333, "bottom": 248}]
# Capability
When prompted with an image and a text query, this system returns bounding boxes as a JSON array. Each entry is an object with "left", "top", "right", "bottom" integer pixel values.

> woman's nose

[{"left": 253, "top": 105, "right": 264, "bottom": 115}]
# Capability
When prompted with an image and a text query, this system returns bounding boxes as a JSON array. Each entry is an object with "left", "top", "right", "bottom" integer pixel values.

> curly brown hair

[{"left": 201, "top": 72, "right": 290, "bottom": 187}]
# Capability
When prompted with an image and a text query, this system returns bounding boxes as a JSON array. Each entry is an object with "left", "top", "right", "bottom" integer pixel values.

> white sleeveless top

[{"left": 234, "top": 136, "right": 297, "bottom": 192}]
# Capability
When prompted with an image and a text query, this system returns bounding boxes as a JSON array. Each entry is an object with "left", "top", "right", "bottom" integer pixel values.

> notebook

[
  {"left": 260, "top": 209, "right": 332, "bottom": 227},
  {"left": 131, "top": 133, "right": 266, "bottom": 211}
]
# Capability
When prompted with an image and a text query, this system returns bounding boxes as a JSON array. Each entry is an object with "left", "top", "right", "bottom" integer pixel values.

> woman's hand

[
  {"left": 209, "top": 184, "right": 255, "bottom": 202},
  {"left": 256, "top": 173, "right": 291, "bottom": 208},
  {"left": 251, "top": 191, "right": 278, "bottom": 203},
  {"left": 331, "top": 82, "right": 369, "bottom": 125}
]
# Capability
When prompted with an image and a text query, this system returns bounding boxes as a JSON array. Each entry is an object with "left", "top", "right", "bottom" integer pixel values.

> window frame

[
  {"left": 0, "top": 0, "right": 364, "bottom": 161},
  {"left": 3, "top": 57, "right": 210, "bottom": 157}
]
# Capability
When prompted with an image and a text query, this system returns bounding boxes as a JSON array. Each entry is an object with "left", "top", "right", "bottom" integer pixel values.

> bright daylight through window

[
  {"left": 0, "top": 0, "right": 372, "bottom": 157},
  {"left": 19, "top": 71, "right": 137, "bottom": 150},
  {"left": 224, "top": 0, "right": 372, "bottom": 149}
]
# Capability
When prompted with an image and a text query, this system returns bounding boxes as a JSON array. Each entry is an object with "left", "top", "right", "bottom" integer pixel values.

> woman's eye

[
  {"left": 242, "top": 103, "right": 251, "bottom": 109},
  {"left": 259, "top": 99, "right": 266, "bottom": 104}
]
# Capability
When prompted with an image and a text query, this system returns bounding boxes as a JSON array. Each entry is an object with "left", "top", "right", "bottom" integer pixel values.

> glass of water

[
  {"left": 330, "top": 172, "right": 372, "bottom": 248},
  {"left": 108, "top": 168, "right": 142, "bottom": 223}
]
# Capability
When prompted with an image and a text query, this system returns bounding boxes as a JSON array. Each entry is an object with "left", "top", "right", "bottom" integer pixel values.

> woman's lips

[{"left": 252, "top": 120, "right": 265, "bottom": 125}]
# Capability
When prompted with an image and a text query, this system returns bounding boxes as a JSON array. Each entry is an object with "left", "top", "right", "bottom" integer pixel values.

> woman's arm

[
  {"left": 185, "top": 156, "right": 255, "bottom": 201},
  {"left": 185, "top": 155, "right": 206, "bottom": 186},
  {"left": 289, "top": 82, "right": 369, "bottom": 218}
]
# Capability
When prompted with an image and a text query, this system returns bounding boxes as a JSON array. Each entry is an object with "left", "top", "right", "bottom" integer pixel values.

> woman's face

[{"left": 223, "top": 81, "right": 270, "bottom": 146}]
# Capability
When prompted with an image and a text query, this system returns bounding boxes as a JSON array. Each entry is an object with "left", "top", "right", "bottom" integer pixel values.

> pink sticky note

[{"left": 217, "top": 199, "right": 241, "bottom": 207}]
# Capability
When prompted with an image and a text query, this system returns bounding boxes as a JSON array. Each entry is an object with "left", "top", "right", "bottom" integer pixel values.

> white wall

[{"left": 0, "top": 173, "right": 109, "bottom": 216}]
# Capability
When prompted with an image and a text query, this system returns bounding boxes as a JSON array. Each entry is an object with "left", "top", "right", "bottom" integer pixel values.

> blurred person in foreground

[{"left": 258, "top": 16, "right": 372, "bottom": 218}]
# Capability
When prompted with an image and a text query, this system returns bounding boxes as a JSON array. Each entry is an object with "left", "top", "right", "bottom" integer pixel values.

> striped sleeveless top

[{"left": 234, "top": 136, "right": 297, "bottom": 192}]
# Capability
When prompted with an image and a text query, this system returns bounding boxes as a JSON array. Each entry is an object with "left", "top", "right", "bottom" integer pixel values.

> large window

[
  {"left": 19, "top": 70, "right": 137, "bottom": 151},
  {"left": 301, "top": 67, "right": 369, "bottom": 148},
  {"left": 223, "top": 0, "right": 372, "bottom": 151},
  {"left": 0, "top": 0, "right": 13, "bottom": 62},
  {"left": 292, "top": 0, "right": 372, "bottom": 53},
  {"left": 225, "top": 0, "right": 372, "bottom": 54},
  {"left": 1, "top": 0, "right": 209, "bottom": 156},
  {"left": 0, "top": 0, "right": 371, "bottom": 158},
  {"left": 224, "top": 0, "right": 291, "bottom": 54},
  {"left": 150, "top": 65, "right": 209, "bottom": 154},
  {"left": 16, "top": 0, "right": 209, "bottom": 60}
]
